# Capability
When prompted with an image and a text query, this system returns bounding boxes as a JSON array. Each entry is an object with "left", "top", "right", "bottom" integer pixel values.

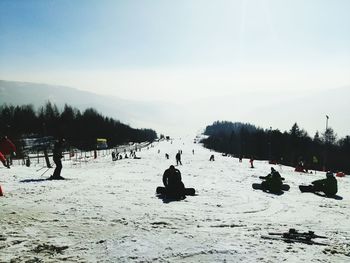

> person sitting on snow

[
  {"left": 260, "top": 167, "right": 284, "bottom": 193},
  {"left": 162, "top": 165, "right": 185, "bottom": 198},
  {"left": 311, "top": 172, "right": 338, "bottom": 197}
]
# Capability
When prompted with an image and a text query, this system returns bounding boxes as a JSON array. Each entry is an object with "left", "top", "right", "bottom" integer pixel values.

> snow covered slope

[{"left": 1, "top": 138, "right": 350, "bottom": 262}]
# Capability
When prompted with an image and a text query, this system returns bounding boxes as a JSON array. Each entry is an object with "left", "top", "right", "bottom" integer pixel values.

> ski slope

[{"left": 1, "top": 137, "right": 350, "bottom": 262}]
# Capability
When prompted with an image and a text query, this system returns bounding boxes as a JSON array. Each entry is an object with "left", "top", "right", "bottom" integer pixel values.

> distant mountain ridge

[
  {"left": 1, "top": 80, "right": 350, "bottom": 137},
  {"left": 0, "top": 80, "right": 171, "bottom": 133}
]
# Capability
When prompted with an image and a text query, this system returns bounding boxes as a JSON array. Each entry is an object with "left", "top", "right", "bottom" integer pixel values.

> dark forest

[
  {"left": 201, "top": 121, "right": 350, "bottom": 174},
  {"left": 0, "top": 102, "right": 157, "bottom": 153}
]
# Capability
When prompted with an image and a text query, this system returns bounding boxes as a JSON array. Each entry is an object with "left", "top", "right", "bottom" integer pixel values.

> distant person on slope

[
  {"left": 0, "top": 151, "right": 9, "bottom": 168},
  {"left": 162, "top": 165, "right": 185, "bottom": 198},
  {"left": 49, "top": 138, "right": 65, "bottom": 180},
  {"left": 0, "top": 136, "right": 16, "bottom": 168},
  {"left": 249, "top": 157, "right": 254, "bottom": 168},
  {"left": 176, "top": 151, "right": 182, "bottom": 165}
]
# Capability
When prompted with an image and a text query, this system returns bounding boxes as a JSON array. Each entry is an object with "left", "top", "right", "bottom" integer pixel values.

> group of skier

[
  {"left": 0, "top": 135, "right": 340, "bottom": 199},
  {"left": 256, "top": 167, "right": 338, "bottom": 197},
  {"left": 158, "top": 148, "right": 339, "bottom": 199}
]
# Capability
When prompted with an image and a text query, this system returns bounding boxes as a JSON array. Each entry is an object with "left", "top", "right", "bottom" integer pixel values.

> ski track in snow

[{"left": 1, "top": 137, "right": 350, "bottom": 262}]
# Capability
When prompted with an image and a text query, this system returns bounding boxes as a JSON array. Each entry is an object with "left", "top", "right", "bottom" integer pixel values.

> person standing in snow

[
  {"left": 176, "top": 151, "right": 182, "bottom": 165},
  {"left": 49, "top": 138, "right": 65, "bottom": 180},
  {"left": 162, "top": 165, "right": 185, "bottom": 198},
  {"left": 0, "top": 151, "right": 9, "bottom": 168},
  {"left": 0, "top": 136, "right": 16, "bottom": 168},
  {"left": 249, "top": 157, "right": 254, "bottom": 168}
]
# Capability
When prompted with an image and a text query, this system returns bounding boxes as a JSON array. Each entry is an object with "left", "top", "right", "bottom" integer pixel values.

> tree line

[
  {"left": 0, "top": 102, "right": 157, "bottom": 153},
  {"left": 201, "top": 121, "right": 350, "bottom": 173}
]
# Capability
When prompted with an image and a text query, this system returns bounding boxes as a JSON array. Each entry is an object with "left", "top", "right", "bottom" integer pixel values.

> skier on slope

[
  {"left": 49, "top": 138, "right": 65, "bottom": 180},
  {"left": 0, "top": 151, "right": 9, "bottom": 168},
  {"left": 175, "top": 151, "right": 182, "bottom": 165},
  {"left": 162, "top": 165, "right": 185, "bottom": 198},
  {"left": 0, "top": 136, "right": 16, "bottom": 168}
]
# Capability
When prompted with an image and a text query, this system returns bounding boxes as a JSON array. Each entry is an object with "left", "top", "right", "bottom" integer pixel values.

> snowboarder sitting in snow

[
  {"left": 260, "top": 167, "right": 284, "bottom": 193},
  {"left": 49, "top": 138, "right": 65, "bottom": 180},
  {"left": 310, "top": 172, "right": 338, "bottom": 197},
  {"left": 162, "top": 165, "right": 185, "bottom": 198}
]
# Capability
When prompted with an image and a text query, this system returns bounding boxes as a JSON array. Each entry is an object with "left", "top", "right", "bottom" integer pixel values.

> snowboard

[
  {"left": 299, "top": 185, "right": 314, "bottom": 193},
  {"left": 261, "top": 235, "right": 328, "bottom": 246},
  {"left": 156, "top": 186, "right": 196, "bottom": 196},
  {"left": 252, "top": 183, "right": 290, "bottom": 191}
]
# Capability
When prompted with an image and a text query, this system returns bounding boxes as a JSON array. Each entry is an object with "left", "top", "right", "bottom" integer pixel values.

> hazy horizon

[{"left": 1, "top": 0, "right": 350, "bottom": 136}]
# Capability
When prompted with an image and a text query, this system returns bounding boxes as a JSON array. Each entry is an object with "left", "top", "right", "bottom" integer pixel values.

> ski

[{"left": 261, "top": 235, "right": 328, "bottom": 246}]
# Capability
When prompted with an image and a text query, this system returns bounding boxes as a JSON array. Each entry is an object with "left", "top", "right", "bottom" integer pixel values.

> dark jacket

[
  {"left": 312, "top": 176, "right": 338, "bottom": 195},
  {"left": 53, "top": 141, "right": 63, "bottom": 160},
  {"left": 163, "top": 167, "right": 182, "bottom": 187},
  {"left": 262, "top": 171, "right": 283, "bottom": 192}
]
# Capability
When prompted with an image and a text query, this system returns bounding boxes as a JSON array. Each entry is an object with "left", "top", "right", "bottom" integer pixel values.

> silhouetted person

[
  {"left": 250, "top": 157, "right": 254, "bottom": 168},
  {"left": 112, "top": 151, "right": 117, "bottom": 161},
  {"left": 176, "top": 152, "right": 182, "bottom": 165},
  {"left": 165, "top": 153, "right": 169, "bottom": 159},
  {"left": 311, "top": 172, "right": 338, "bottom": 196},
  {"left": 163, "top": 165, "right": 185, "bottom": 198},
  {"left": 25, "top": 156, "right": 31, "bottom": 167},
  {"left": 261, "top": 167, "right": 284, "bottom": 193},
  {"left": 209, "top": 154, "right": 215, "bottom": 161},
  {"left": 49, "top": 138, "right": 65, "bottom": 180}
]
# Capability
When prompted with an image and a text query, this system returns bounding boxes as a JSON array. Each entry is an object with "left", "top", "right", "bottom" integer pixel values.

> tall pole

[
  {"left": 324, "top": 115, "right": 329, "bottom": 172},
  {"left": 269, "top": 126, "right": 272, "bottom": 162}
]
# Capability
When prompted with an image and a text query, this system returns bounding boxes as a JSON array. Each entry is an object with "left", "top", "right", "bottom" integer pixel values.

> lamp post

[
  {"left": 323, "top": 115, "right": 329, "bottom": 172},
  {"left": 268, "top": 126, "right": 272, "bottom": 162}
]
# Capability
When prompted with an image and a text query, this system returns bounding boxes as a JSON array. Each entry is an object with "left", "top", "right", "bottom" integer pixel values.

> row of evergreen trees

[
  {"left": 0, "top": 102, "right": 157, "bottom": 152},
  {"left": 202, "top": 121, "right": 350, "bottom": 173}
]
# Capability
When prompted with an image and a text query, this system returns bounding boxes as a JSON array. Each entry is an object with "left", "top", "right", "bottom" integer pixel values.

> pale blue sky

[{"left": 1, "top": 0, "right": 350, "bottom": 101}]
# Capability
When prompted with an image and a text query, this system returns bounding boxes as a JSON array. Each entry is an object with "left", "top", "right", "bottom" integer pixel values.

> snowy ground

[{"left": 1, "top": 137, "right": 350, "bottom": 262}]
